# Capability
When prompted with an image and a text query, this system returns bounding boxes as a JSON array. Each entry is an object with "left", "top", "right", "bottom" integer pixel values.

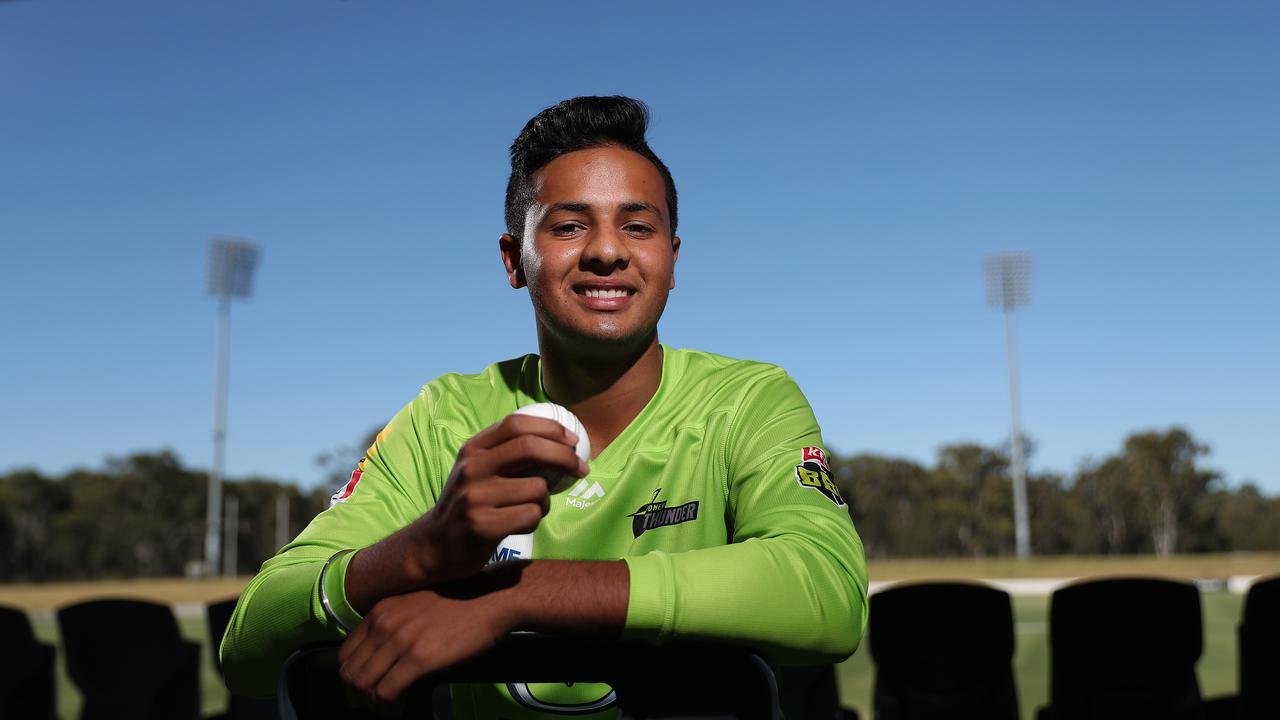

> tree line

[
  {"left": 1, "top": 426, "right": 1276, "bottom": 582},
  {"left": 838, "top": 427, "right": 1280, "bottom": 559}
]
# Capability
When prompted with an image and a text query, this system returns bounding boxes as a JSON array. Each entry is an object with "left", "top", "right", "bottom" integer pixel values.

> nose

[{"left": 581, "top": 226, "right": 630, "bottom": 274}]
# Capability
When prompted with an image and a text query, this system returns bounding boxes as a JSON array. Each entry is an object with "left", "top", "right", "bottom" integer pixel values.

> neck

[{"left": 537, "top": 332, "right": 664, "bottom": 459}]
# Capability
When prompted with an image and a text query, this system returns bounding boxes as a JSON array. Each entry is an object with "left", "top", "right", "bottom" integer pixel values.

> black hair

[{"left": 504, "top": 96, "right": 678, "bottom": 241}]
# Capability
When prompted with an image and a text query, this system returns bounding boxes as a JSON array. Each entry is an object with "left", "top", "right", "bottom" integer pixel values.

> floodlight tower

[
  {"left": 205, "top": 236, "right": 260, "bottom": 577},
  {"left": 985, "top": 253, "right": 1032, "bottom": 559}
]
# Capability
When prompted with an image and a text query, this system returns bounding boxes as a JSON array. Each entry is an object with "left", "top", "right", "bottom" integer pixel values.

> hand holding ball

[
  {"left": 513, "top": 403, "right": 591, "bottom": 491},
  {"left": 489, "top": 403, "right": 590, "bottom": 565}
]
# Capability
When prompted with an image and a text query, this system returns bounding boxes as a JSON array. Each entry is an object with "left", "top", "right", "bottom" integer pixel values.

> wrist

[
  {"left": 402, "top": 516, "right": 446, "bottom": 586},
  {"left": 474, "top": 560, "right": 534, "bottom": 631}
]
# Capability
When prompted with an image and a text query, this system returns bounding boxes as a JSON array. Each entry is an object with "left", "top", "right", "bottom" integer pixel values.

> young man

[{"left": 221, "top": 96, "right": 867, "bottom": 718}]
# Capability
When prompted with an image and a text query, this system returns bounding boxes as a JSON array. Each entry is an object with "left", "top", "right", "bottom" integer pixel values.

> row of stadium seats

[
  {"left": 868, "top": 575, "right": 1280, "bottom": 719},
  {"left": 0, "top": 596, "right": 834, "bottom": 719},
  {"left": 0, "top": 597, "right": 273, "bottom": 720},
  {"left": 2, "top": 575, "right": 1276, "bottom": 719}
]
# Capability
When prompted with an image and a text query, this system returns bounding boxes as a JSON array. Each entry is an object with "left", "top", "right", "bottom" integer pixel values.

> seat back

[
  {"left": 279, "top": 635, "right": 781, "bottom": 719},
  {"left": 868, "top": 581, "right": 1018, "bottom": 720},
  {"left": 1240, "top": 575, "right": 1280, "bottom": 720},
  {"left": 208, "top": 597, "right": 239, "bottom": 677},
  {"left": 1046, "top": 577, "right": 1204, "bottom": 720},
  {"left": 57, "top": 598, "right": 201, "bottom": 720},
  {"left": 0, "top": 605, "right": 56, "bottom": 719},
  {"left": 209, "top": 597, "right": 280, "bottom": 719},
  {"left": 776, "top": 664, "right": 846, "bottom": 720}
]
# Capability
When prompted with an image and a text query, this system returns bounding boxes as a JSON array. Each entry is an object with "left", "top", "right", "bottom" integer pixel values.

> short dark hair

[{"left": 504, "top": 96, "right": 678, "bottom": 241}]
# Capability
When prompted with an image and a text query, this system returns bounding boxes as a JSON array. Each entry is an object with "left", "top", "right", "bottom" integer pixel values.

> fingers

[
  {"left": 472, "top": 503, "right": 547, "bottom": 541},
  {"left": 470, "top": 476, "right": 553, "bottom": 510},
  {"left": 375, "top": 643, "right": 439, "bottom": 703},
  {"left": 346, "top": 636, "right": 444, "bottom": 704},
  {"left": 338, "top": 605, "right": 424, "bottom": 704},
  {"left": 471, "top": 434, "right": 588, "bottom": 480},
  {"left": 337, "top": 622, "right": 368, "bottom": 664},
  {"left": 465, "top": 414, "right": 578, "bottom": 455},
  {"left": 338, "top": 631, "right": 399, "bottom": 700}
]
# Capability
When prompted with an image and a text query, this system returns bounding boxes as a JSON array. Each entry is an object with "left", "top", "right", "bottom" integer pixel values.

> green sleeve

[
  {"left": 622, "top": 371, "right": 868, "bottom": 664},
  {"left": 220, "top": 396, "right": 439, "bottom": 697}
]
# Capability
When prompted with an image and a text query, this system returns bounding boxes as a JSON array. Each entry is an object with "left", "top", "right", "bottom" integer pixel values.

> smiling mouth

[{"left": 577, "top": 288, "right": 635, "bottom": 298}]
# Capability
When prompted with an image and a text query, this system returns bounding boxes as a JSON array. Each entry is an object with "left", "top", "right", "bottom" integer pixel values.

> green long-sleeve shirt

[{"left": 221, "top": 346, "right": 867, "bottom": 717}]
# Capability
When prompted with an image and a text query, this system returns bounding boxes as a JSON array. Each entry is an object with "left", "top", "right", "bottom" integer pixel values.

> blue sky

[{"left": 2, "top": 1, "right": 1276, "bottom": 492}]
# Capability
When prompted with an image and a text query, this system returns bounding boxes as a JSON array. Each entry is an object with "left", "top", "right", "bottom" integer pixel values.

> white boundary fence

[{"left": 867, "top": 574, "right": 1268, "bottom": 597}]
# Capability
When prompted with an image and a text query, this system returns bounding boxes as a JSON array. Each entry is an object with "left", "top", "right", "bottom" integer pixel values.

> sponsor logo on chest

[{"left": 564, "top": 478, "right": 607, "bottom": 508}]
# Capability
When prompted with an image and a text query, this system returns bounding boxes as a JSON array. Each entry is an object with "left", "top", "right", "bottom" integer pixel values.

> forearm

[
  {"left": 499, "top": 559, "right": 630, "bottom": 635},
  {"left": 623, "top": 527, "right": 867, "bottom": 664},
  {"left": 344, "top": 524, "right": 434, "bottom": 616},
  {"left": 335, "top": 558, "right": 628, "bottom": 702},
  {"left": 484, "top": 532, "right": 864, "bottom": 664},
  {"left": 222, "top": 554, "right": 349, "bottom": 697}
]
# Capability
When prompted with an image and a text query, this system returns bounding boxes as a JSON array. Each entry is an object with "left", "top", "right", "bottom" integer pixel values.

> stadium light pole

[
  {"left": 275, "top": 492, "right": 290, "bottom": 551},
  {"left": 205, "top": 236, "right": 259, "bottom": 577},
  {"left": 985, "top": 253, "right": 1032, "bottom": 559}
]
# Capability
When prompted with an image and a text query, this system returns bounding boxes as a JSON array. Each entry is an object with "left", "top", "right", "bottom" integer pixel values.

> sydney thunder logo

[{"left": 628, "top": 489, "right": 699, "bottom": 538}]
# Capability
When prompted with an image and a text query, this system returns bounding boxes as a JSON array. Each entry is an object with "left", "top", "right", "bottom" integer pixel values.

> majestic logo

[
  {"left": 329, "top": 464, "right": 364, "bottom": 506},
  {"left": 627, "top": 489, "right": 699, "bottom": 538},
  {"left": 565, "top": 478, "right": 606, "bottom": 509},
  {"left": 795, "top": 447, "right": 844, "bottom": 506}
]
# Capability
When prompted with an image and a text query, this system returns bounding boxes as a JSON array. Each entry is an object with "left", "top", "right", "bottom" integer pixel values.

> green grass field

[{"left": 8, "top": 554, "right": 1275, "bottom": 719}]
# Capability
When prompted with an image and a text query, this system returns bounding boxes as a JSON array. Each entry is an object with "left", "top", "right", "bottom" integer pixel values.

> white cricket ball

[{"left": 513, "top": 403, "right": 591, "bottom": 490}]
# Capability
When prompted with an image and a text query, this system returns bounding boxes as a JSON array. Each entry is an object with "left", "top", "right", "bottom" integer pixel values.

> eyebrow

[
  {"left": 621, "top": 201, "right": 664, "bottom": 216},
  {"left": 545, "top": 201, "right": 664, "bottom": 217}
]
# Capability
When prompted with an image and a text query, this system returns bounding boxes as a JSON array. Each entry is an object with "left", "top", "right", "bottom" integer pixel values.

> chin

[{"left": 547, "top": 319, "right": 658, "bottom": 352}]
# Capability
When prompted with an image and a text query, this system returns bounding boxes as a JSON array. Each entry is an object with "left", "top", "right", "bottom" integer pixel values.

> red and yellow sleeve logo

[{"left": 794, "top": 446, "right": 844, "bottom": 506}]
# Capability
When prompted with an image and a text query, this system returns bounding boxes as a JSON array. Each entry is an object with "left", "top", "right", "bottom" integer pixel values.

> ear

[
  {"left": 499, "top": 233, "right": 526, "bottom": 289},
  {"left": 669, "top": 235, "right": 681, "bottom": 290}
]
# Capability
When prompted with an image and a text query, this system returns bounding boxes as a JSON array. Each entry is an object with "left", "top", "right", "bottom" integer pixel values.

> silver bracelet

[{"left": 319, "top": 548, "right": 358, "bottom": 633}]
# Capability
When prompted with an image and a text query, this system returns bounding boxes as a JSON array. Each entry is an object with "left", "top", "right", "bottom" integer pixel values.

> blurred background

[{"left": 1, "top": 1, "right": 1277, "bottom": 718}]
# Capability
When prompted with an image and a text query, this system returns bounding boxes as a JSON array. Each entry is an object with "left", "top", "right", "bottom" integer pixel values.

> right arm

[
  {"left": 342, "top": 416, "right": 587, "bottom": 615},
  {"left": 219, "top": 401, "right": 585, "bottom": 698},
  {"left": 219, "top": 400, "right": 430, "bottom": 698}
]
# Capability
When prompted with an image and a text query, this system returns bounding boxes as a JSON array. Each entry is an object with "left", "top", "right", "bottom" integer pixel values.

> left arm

[
  {"left": 338, "top": 559, "right": 629, "bottom": 702},
  {"left": 622, "top": 369, "right": 866, "bottom": 663}
]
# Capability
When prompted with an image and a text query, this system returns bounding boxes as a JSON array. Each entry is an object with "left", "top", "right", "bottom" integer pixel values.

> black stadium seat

[
  {"left": 868, "top": 581, "right": 1019, "bottom": 719},
  {"left": 1039, "top": 577, "right": 1204, "bottom": 720},
  {"left": 208, "top": 597, "right": 238, "bottom": 677},
  {"left": 0, "top": 604, "right": 56, "bottom": 720},
  {"left": 57, "top": 598, "right": 202, "bottom": 720},
  {"left": 278, "top": 634, "right": 783, "bottom": 719},
  {"left": 209, "top": 596, "right": 279, "bottom": 719},
  {"left": 776, "top": 664, "right": 860, "bottom": 719},
  {"left": 1238, "top": 575, "right": 1280, "bottom": 720}
]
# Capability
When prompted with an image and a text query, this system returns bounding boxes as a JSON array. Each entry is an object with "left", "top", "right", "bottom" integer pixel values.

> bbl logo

[
  {"left": 795, "top": 446, "right": 844, "bottom": 506},
  {"left": 627, "top": 489, "right": 699, "bottom": 538}
]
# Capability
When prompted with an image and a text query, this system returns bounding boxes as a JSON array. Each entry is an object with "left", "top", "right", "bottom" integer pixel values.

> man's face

[{"left": 501, "top": 146, "right": 680, "bottom": 350}]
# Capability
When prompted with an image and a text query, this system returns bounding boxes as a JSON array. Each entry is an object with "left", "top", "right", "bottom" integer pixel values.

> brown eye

[{"left": 553, "top": 223, "right": 585, "bottom": 236}]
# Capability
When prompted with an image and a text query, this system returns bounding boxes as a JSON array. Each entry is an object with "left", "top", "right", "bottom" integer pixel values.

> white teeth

[{"left": 584, "top": 288, "right": 629, "bottom": 298}]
